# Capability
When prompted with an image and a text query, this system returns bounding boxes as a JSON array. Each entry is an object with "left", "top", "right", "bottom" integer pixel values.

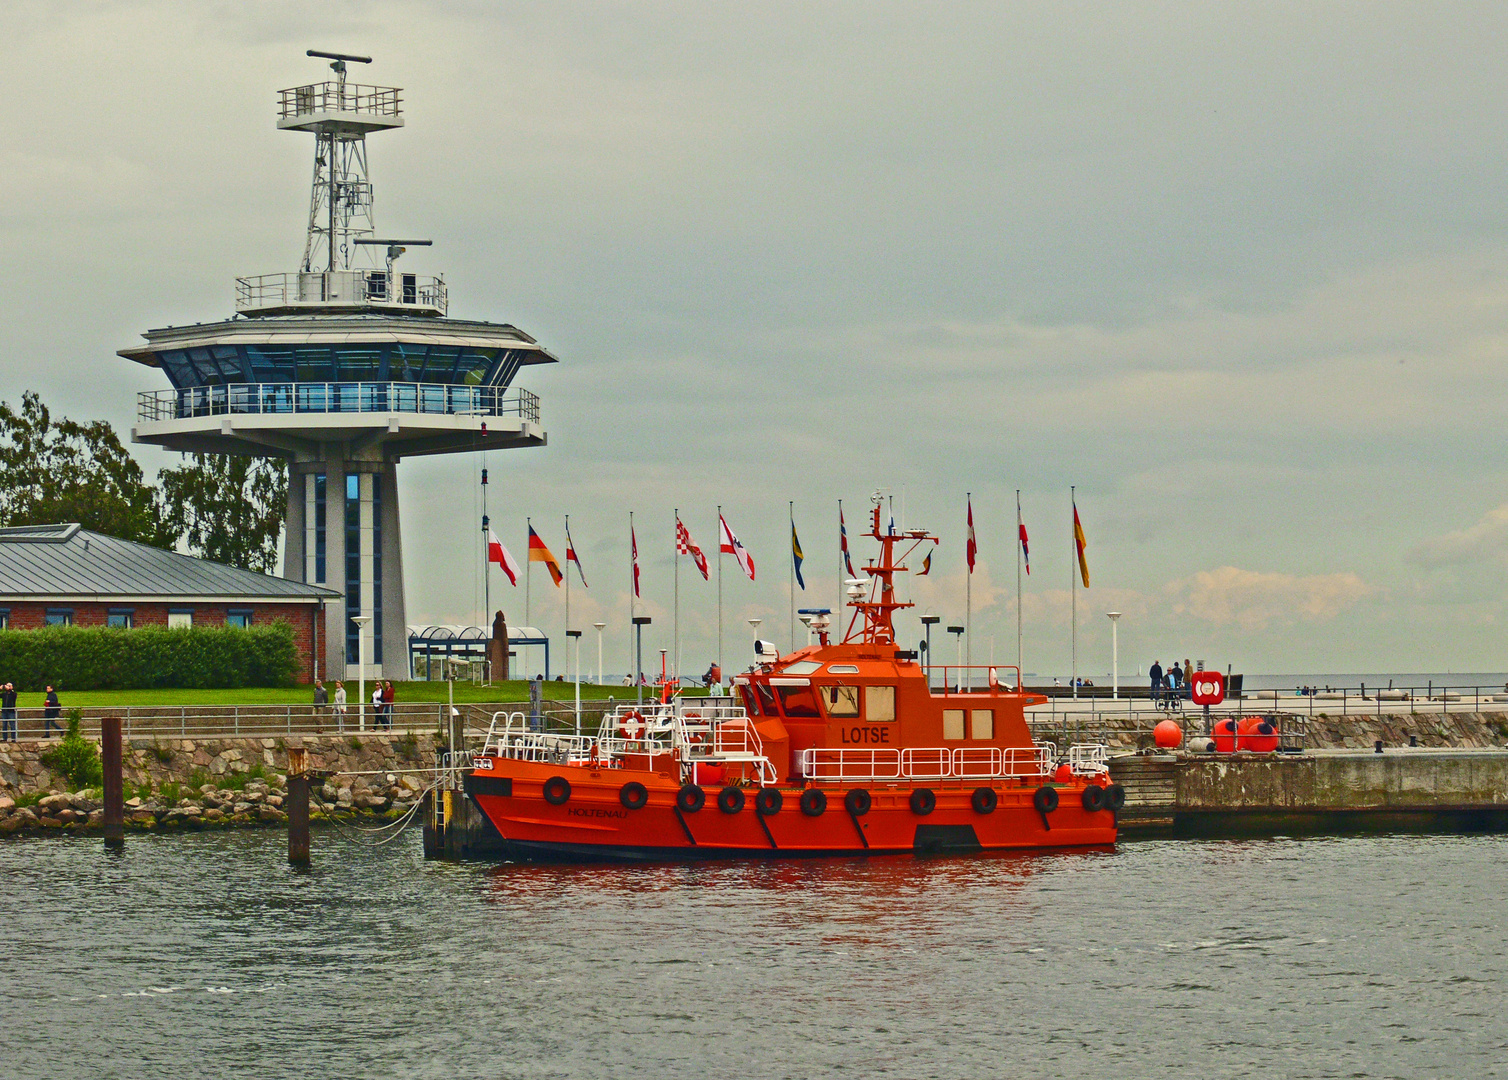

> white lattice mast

[{"left": 279, "top": 50, "right": 404, "bottom": 274}]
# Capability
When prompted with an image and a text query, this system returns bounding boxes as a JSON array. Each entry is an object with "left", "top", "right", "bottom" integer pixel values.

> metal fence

[{"left": 138, "top": 382, "right": 539, "bottom": 424}]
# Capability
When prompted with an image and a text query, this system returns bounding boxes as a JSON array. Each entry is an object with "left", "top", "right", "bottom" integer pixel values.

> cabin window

[
  {"left": 755, "top": 682, "right": 778, "bottom": 716},
  {"left": 777, "top": 685, "right": 822, "bottom": 718},
  {"left": 826, "top": 664, "right": 860, "bottom": 674},
  {"left": 824, "top": 684, "right": 861, "bottom": 717},
  {"left": 737, "top": 685, "right": 758, "bottom": 715},
  {"left": 782, "top": 661, "right": 822, "bottom": 675},
  {"left": 865, "top": 685, "right": 896, "bottom": 722},
  {"left": 970, "top": 709, "right": 994, "bottom": 739},
  {"left": 943, "top": 709, "right": 966, "bottom": 740}
]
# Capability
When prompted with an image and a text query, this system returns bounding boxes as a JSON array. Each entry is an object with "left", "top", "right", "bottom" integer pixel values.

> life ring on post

[
  {"left": 619, "top": 781, "right": 648, "bottom": 810},
  {"left": 799, "top": 788, "right": 828, "bottom": 817},
  {"left": 971, "top": 787, "right": 997, "bottom": 815},
  {"left": 676, "top": 783, "right": 705, "bottom": 813},
  {"left": 620, "top": 710, "right": 644, "bottom": 741},
  {"left": 755, "top": 788, "right": 783, "bottom": 816},
  {"left": 542, "top": 776, "right": 571, "bottom": 806},
  {"left": 910, "top": 788, "right": 936, "bottom": 816},
  {"left": 1033, "top": 785, "right": 1059, "bottom": 814},
  {"left": 844, "top": 789, "right": 871, "bottom": 816},
  {"left": 717, "top": 786, "right": 745, "bottom": 815},
  {"left": 1103, "top": 784, "right": 1126, "bottom": 811},
  {"left": 1081, "top": 784, "right": 1106, "bottom": 812}
]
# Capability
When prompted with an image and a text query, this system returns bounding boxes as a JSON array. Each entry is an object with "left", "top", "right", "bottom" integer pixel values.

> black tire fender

[
  {"left": 799, "top": 788, "right": 827, "bottom": 817},
  {"left": 1033, "top": 785, "right": 1059, "bottom": 814},
  {"left": 844, "top": 788, "right": 871, "bottom": 816},
  {"left": 676, "top": 783, "right": 705, "bottom": 813},
  {"left": 717, "top": 786, "right": 745, "bottom": 815},
  {"left": 1104, "top": 784, "right": 1127, "bottom": 811},
  {"left": 910, "top": 787, "right": 936, "bottom": 816},
  {"left": 971, "top": 786, "right": 997, "bottom": 815},
  {"left": 619, "top": 781, "right": 648, "bottom": 810},
  {"left": 1081, "top": 784, "right": 1106, "bottom": 812},
  {"left": 542, "top": 776, "right": 571, "bottom": 806},
  {"left": 755, "top": 787, "right": 783, "bottom": 816}
]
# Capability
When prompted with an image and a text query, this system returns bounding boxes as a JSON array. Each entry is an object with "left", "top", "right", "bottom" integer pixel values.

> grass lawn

[{"left": 11, "top": 679, "right": 657, "bottom": 709}]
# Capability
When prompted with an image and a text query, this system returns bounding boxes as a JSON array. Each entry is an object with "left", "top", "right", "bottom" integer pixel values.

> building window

[
  {"left": 314, "top": 472, "right": 327, "bottom": 583},
  {"left": 225, "top": 609, "right": 253, "bottom": 628},
  {"left": 45, "top": 609, "right": 73, "bottom": 627},
  {"left": 0, "top": 609, "right": 9, "bottom": 630},
  {"left": 107, "top": 609, "right": 134, "bottom": 629},
  {"left": 168, "top": 609, "right": 194, "bottom": 629},
  {"left": 346, "top": 473, "right": 361, "bottom": 665}
]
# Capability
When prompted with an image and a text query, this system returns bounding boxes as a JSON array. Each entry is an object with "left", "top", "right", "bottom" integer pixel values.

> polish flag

[
  {"left": 487, "top": 528, "right": 521, "bottom": 586},
  {"left": 719, "top": 514, "right": 755, "bottom": 581}
]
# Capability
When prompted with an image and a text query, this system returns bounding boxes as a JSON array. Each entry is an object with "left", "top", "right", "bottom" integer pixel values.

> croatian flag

[
  {"left": 676, "top": 515, "right": 709, "bottom": 580},
  {"left": 1018, "top": 498, "right": 1030, "bottom": 576},
  {"left": 719, "top": 513, "right": 755, "bottom": 581},
  {"left": 840, "top": 507, "right": 855, "bottom": 577},
  {"left": 966, "top": 497, "right": 977, "bottom": 574},
  {"left": 487, "top": 528, "right": 521, "bottom": 586}
]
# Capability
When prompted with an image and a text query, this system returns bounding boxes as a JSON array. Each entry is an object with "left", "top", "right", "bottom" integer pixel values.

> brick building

[{"left": 0, "top": 524, "right": 338, "bottom": 682}]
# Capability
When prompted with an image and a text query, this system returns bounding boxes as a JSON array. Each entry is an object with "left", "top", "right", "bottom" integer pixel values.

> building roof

[{"left": 0, "top": 524, "right": 340, "bottom": 603}]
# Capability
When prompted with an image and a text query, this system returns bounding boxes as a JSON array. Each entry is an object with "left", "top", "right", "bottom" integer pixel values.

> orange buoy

[
  {"left": 1238, "top": 716, "right": 1280, "bottom": 753},
  {"left": 1053, "top": 762, "right": 1074, "bottom": 783},
  {"left": 1153, "top": 719, "right": 1183, "bottom": 749},
  {"left": 1212, "top": 718, "right": 1239, "bottom": 753}
]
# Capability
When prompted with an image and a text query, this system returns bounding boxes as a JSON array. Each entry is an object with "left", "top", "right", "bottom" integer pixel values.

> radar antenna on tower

[{"left": 280, "top": 50, "right": 404, "bottom": 274}]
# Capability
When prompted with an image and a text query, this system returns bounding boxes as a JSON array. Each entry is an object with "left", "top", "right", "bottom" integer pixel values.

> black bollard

[
  {"left": 287, "top": 746, "right": 310, "bottom": 867},
  {"left": 1409, "top": 734, "right": 1418, "bottom": 748},
  {"left": 1374, "top": 740, "right": 1384, "bottom": 754},
  {"left": 102, "top": 716, "right": 124, "bottom": 850}
]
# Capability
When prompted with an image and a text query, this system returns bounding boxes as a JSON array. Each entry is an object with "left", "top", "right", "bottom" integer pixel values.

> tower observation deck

[{"left": 122, "top": 52, "right": 556, "bottom": 681}]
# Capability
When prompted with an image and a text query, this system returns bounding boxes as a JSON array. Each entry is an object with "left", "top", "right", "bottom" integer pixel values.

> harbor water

[{"left": 3, "top": 831, "right": 1505, "bottom": 1079}]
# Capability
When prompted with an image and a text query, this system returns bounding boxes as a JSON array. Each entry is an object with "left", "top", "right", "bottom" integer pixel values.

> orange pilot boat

[{"left": 464, "top": 503, "right": 1122, "bottom": 860}]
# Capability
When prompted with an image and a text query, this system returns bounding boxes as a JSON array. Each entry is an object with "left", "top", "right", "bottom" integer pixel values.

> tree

[
  {"left": 0, "top": 391, "right": 176, "bottom": 547},
  {"left": 159, "top": 453, "right": 288, "bottom": 573}
]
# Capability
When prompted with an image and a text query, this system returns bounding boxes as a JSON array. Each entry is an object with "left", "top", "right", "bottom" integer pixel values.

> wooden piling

[
  {"left": 287, "top": 747, "right": 310, "bottom": 867},
  {"left": 102, "top": 716, "right": 124, "bottom": 850}
]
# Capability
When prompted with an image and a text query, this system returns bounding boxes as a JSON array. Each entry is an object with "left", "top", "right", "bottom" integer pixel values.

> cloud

[
  {"left": 1166, "top": 566, "right": 1375, "bottom": 631},
  {"left": 1408, "top": 504, "right": 1508, "bottom": 568}
]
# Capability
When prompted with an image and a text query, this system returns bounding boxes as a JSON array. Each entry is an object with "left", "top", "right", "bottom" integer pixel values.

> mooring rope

[{"left": 307, "top": 782, "right": 436, "bottom": 847}]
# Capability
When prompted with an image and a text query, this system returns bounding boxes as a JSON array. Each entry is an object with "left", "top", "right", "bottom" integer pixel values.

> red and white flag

[
  {"left": 564, "top": 521, "right": 588, "bottom": 587},
  {"left": 631, "top": 523, "right": 641, "bottom": 599},
  {"left": 487, "top": 528, "right": 521, "bottom": 586},
  {"left": 1018, "top": 499, "right": 1030, "bottom": 575},
  {"left": 966, "top": 497, "right": 978, "bottom": 574},
  {"left": 676, "top": 515, "right": 709, "bottom": 580},
  {"left": 719, "top": 513, "right": 756, "bottom": 581}
]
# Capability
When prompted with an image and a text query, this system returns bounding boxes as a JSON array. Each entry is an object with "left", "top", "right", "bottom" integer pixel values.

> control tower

[{"left": 122, "top": 52, "right": 555, "bottom": 681}]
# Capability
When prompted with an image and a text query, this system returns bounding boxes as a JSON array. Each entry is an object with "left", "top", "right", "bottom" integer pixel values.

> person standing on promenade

[
  {"left": 313, "top": 680, "right": 328, "bottom": 715},
  {"left": 333, "top": 681, "right": 347, "bottom": 730},
  {"left": 1149, "top": 660, "right": 1164, "bottom": 708},
  {"left": 43, "top": 685, "right": 61, "bottom": 736},
  {"left": 1, "top": 682, "right": 17, "bottom": 740},
  {"left": 372, "top": 683, "right": 385, "bottom": 729},
  {"left": 381, "top": 681, "right": 395, "bottom": 729}
]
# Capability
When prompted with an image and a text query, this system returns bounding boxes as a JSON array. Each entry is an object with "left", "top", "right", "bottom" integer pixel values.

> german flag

[{"left": 528, "top": 525, "right": 564, "bottom": 586}]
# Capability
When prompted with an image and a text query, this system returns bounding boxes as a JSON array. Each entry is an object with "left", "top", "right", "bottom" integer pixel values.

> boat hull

[{"left": 464, "top": 759, "right": 1117, "bottom": 863}]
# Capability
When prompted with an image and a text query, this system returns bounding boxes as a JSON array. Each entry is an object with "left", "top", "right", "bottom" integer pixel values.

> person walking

[
  {"left": 1149, "top": 660, "right": 1164, "bottom": 709},
  {"left": 332, "top": 680, "right": 347, "bottom": 731},
  {"left": 313, "top": 680, "right": 328, "bottom": 712},
  {"left": 0, "top": 682, "right": 16, "bottom": 741},
  {"left": 43, "top": 685, "right": 62, "bottom": 736}
]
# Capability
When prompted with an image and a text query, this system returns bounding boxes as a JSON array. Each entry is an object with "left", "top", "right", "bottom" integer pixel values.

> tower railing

[
  {"left": 279, "top": 82, "right": 402, "bottom": 120},
  {"left": 236, "top": 271, "right": 446, "bottom": 316},
  {"left": 138, "top": 383, "right": 540, "bottom": 424}
]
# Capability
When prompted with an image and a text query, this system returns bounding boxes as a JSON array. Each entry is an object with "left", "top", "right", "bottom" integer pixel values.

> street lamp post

[
  {"left": 568, "top": 628, "right": 582, "bottom": 735},
  {"left": 1106, "top": 612, "right": 1122, "bottom": 700},
  {"left": 947, "top": 625, "right": 965, "bottom": 693},
  {"left": 350, "top": 614, "right": 372, "bottom": 732},
  {"left": 921, "top": 615, "right": 940, "bottom": 690},
  {"left": 632, "top": 616, "right": 652, "bottom": 706},
  {"left": 593, "top": 622, "right": 606, "bottom": 685}
]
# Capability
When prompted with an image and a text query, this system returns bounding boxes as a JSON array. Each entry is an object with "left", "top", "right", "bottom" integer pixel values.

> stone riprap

[
  {"left": 0, "top": 734, "right": 438, "bottom": 835},
  {"left": 1036, "top": 710, "right": 1508, "bottom": 752}
]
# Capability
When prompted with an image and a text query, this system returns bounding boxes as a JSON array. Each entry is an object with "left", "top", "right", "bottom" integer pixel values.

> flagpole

[
  {"left": 716, "top": 504, "right": 723, "bottom": 679},
  {"left": 525, "top": 516, "right": 532, "bottom": 631},
  {"left": 837, "top": 498, "right": 844, "bottom": 621},
  {"left": 674, "top": 509, "right": 680, "bottom": 687},
  {"left": 965, "top": 491, "right": 972, "bottom": 680},
  {"left": 789, "top": 500, "right": 795, "bottom": 652},
  {"left": 628, "top": 511, "right": 635, "bottom": 687},
  {"left": 1071, "top": 486, "right": 1077, "bottom": 701},
  {"left": 1016, "top": 489, "right": 1023, "bottom": 681},
  {"left": 564, "top": 514, "right": 571, "bottom": 679},
  {"left": 481, "top": 465, "right": 489, "bottom": 645}
]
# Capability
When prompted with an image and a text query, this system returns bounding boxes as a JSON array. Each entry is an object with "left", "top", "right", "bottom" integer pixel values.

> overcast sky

[{"left": 5, "top": 1, "right": 1508, "bottom": 678}]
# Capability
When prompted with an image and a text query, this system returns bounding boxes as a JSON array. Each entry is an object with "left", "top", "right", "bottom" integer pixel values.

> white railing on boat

[
  {"left": 800, "top": 744, "right": 1061, "bottom": 783},
  {"left": 1067, "top": 743, "right": 1110, "bottom": 776}
]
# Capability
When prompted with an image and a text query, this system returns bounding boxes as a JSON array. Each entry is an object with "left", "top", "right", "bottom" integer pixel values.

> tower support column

[
  {"left": 323, "top": 453, "right": 348, "bottom": 682},
  {"left": 379, "top": 460, "right": 408, "bottom": 680}
]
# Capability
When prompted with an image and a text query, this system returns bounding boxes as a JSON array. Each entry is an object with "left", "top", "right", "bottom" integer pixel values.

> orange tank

[{"left": 463, "top": 501, "right": 1120, "bottom": 861}]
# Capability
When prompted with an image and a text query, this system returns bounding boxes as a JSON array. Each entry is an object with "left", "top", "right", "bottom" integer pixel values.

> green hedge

[{"left": 0, "top": 623, "right": 300, "bottom": 691}]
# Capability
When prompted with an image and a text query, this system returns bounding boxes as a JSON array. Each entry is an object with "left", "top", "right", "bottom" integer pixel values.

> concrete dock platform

[{"left": 1111, "top": 748, "right": 1508, "bottom": 836}]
